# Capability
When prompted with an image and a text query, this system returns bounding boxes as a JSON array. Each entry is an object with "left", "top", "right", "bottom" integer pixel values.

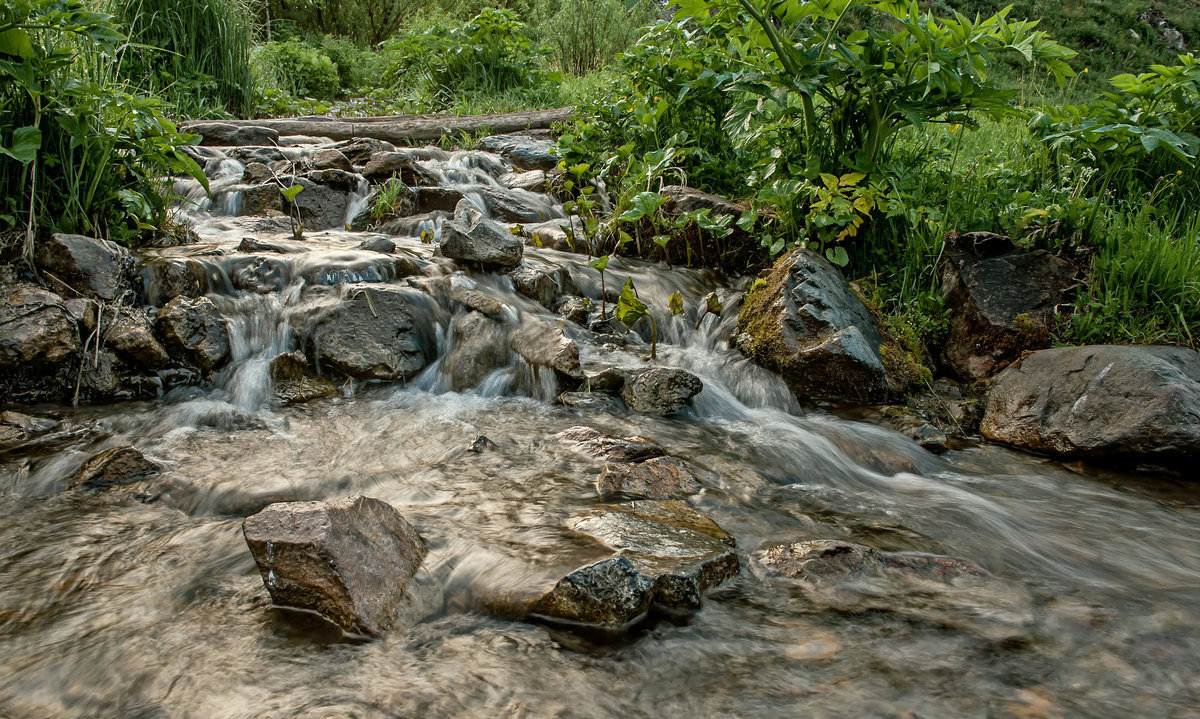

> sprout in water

[{"left": 616, "top": 278, "right": 659, "bottom": 360}]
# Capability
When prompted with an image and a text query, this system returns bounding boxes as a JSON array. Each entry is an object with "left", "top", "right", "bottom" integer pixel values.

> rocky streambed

[{"left": 1, "top": 131, "right": 1199, "bottom": 718}]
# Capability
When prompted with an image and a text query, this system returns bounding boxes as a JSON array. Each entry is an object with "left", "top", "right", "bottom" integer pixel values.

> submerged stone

[
  {"left": 554, "top": 426, "right": 665, "bottom": 463},
  {"left": 596, "top": 456, "right": 701, "bottom": 501},
  {"left": 70, "top": 446, "right": 160, "bottom": 489}
]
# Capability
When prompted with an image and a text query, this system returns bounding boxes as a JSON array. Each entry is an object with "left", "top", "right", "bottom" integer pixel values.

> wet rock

[
  {"left": 289, "top": 178, "right": 349, "bottom": 231},
  {"left": 450, "top": 288, "right": 505, "bottom": 316},
  {"left": 306, "top": 168, "right": 360, "bottom": 193},
  {"left": 330, "top": 137, "right": 396, "bottom": 166},
  {"left": 237, "top": 237, "right": 307, "bottom": 254},
  {"left": 242, "top": 496, "right": 428, "bottom": 638},
  {"left": 481, "top": 187, "right": 556, "bottom": 223},
  {"left": 941, "top": 248, "right": 1076, "bottom": 381},
  {"left": 104, "top": 312, "right": 170, "bottom": 369},
  {"left": 508, "top": 318, "right": 581, "bottom": 379},
  {"left": 412, "top": 187, "right": 464, "bottom": 215},
  {"left": 584, "top": 367, "right": 629, "bottom": 392},
  {"left": 278, "top": 135, "right": 333, "bottom": 147},
  {"left": 736, "top": 249, "right": 889, "bottom": 403},
  {"left": 903, "top": 424, "right": 950, "bottom": 454},
  {"left": 596, "top": 456, "right": 701, "bottom": 500},
  {"left": 557, "top": 391, "right": 624, "bottom": 412},
  {"left": 660, "top": 185, "right": 745, "bottom": 218},
  {"left": 555, "top": 296, "right": 591, "bottom": 325},
  {"left": 70, "top": 446, "right": 160, "bottom": 489},
  {"left": 296, "top": 283, "right": 434, "bottom": 381},
  {"left": 310, "top": 148, "right": 353, "bottom": 172},
  {"left": 442, "top": 311, "right": 510, "bottom": 390},
  {"left": 35, "top": 233, "right": 131, "bottom": 301},
  {"left": 233, "top": 184, "right": 284, "bottom": 216},
  {"left": 554, "top": 426, "right": 665, "bottom": 462},
  {"left": 476, "top": 134, "right": 558, "bottom": 171},
  {"left": 191, "top": 123, "right": 279, "bottom": 147},
  {"left": 140, "top": 259, "right": 208, "bottom": 305},
  {"left": 243, "top": 162, "right": 274, "bottom": 184},
  {"left": 362, "top": 151, "right": 439, "bottom": 185},
  {"left": 0, "top": 411, "right": 58, "bottom": 447},
  {"left": 80, "top": 350, "right": 125, "bottom": 397},
  {"left": 441, "top": 200, "right": 524, "bottom": 268},
  {"left": 1140, "top": 8, "right": 1186, "bottom": 51},
  {"left": 980, "top": 345, "right": 1200, "bottom": 462},
  {"left": 508, "top": 264, "right": 578, "bottom": 309},
  {"left": 757, "top": 540, "right": 1033, "bottom": 641},
  {"left": 522, "top": 217, "right": 585, "bottom": 252},
  {"left": 155, "top": 296, "right": 231, "bottom": 372},
  {"left": 620, "top": 368, "right": 702, "bottom": 415},
  {"left": 277, "top": 376, "right": 337, "bottom": 405},
  {"left": 0, "top": 285, "right": 79, "bottom": 368},
  {"left": 357, "top": 237, "right": 395, "bottom": 254},
  {"left": 270, "top": 351, "right": 309, "bottom": 381},
  {"left": 501, "top": 170, "right": 547, "bottom": 193},
  {"left": 468, "top": 435, "right": 497, "bottom": 453},
  {"left": 528, "top": 556, "right": 653, "bottom": 627},
  {"left": 227, "top": 146, "right": 289, "bottom": 166}
]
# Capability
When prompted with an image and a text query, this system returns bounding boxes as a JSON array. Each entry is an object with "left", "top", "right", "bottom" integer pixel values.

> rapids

[{"left": 1, "top": 142, "right": 1198, "bottom": 718}]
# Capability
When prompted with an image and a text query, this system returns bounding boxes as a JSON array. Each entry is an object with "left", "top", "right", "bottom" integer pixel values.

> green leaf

[
  {"left": 668, "top": 291, "right": 684, "bottom": 315},
  {"left": 0, "top": 125, "right": 41, "bottom": 164},
  {"left": 281, "top": 184, "right": 304, "bottom": 201},
  {"left": 615, "top": 278, "right": 648, "bottom": 328},
  {"left": 704, "top": 291, "right": 722, "bottom": 314},
  {"left": 590, "top": 254, "right": 610, "bottom": 272},
  {"left": 825, "top": 246, "right": 850, "bottom": 267},
  {"left": 0, "top": 29, "right": 34, "bottom": 60}
]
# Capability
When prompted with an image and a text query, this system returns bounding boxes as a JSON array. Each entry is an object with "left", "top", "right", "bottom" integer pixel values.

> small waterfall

[{"left": 343, "top": 176, "right": 373, "bottom": 228}]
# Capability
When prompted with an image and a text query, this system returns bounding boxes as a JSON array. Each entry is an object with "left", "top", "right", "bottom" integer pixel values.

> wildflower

[
  {"left": 1084, "top": 68, "right": 1089, "bottom": 73},
  {"left": 1179, "top": 170, "right": 1184, "bottom": 175},
  {"left": 948, "top": 123, "right": 960, "bottom": 133}
]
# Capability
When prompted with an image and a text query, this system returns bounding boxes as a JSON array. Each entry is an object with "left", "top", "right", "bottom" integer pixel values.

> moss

[{"left": 735, "top": 255, "right": 793, "bottom": 368}]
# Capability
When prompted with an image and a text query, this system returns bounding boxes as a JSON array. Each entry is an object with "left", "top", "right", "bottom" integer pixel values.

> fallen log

[{"left": 183, "top": 107, "right": 574, "bottom": 146}]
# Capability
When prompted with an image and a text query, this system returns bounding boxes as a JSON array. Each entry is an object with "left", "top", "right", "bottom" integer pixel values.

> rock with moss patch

[
  {"left": 620, "top": 368, "right": 702, "bottom": 415},
  {"left": 736, "top": 249, "right": 889, "bottom": 403}
]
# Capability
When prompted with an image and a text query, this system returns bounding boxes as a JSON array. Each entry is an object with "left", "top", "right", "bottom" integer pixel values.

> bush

[
  {"left": 254, "top": 39, "right": 341, "bottom": 100},
  {"left": 1, "top": 0, "right": 206, "bottom": 251},
  {"left": 538, "top": 0, "right": 654, "bottom": 75},
  {"left": 105, "top": 0, "right": 257, "bottom": 117},
  {"left": 264, "top": 0, "right": 415, "bottom": 46}
]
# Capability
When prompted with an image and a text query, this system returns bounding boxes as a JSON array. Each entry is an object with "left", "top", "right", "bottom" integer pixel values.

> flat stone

[
  {"left": 476, "top": 134, "right": 558, "bottom": 171},
  {"left": 242, "top": 496, "right": 427, "bottom": 637},
  {"left": 35, "top": 233, "right": 131, "bottom": 301},
  {"left": 596, "top": 456, "right": 701, "bottom": 500},
  {"left": 70, "top": 446, "right": 160, "bottom": 489},
  {"left": 620, "top": 368, "right": 703, "bottom": 415},
  {"left": 554, "top": 426, "right": 665, "bottom": 462}
]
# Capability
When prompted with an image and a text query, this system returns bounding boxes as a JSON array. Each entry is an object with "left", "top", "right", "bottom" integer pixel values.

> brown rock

[
  {"left": 597, "top": 456, "right": 701, "bottom": 500},
  {"left": 70, "top": 446, "right": 160, "bottom": 489}
]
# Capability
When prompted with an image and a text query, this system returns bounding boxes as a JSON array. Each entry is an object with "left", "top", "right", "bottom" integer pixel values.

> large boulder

[
  {"left": 620, "top": 368, "right": 703, "bottom": 415},
  {"left": 288, "top": 178, "right": 349, "bottom": 231},
  {"left": 155, "top": 296, "right": 231, "bottom": 372},
  {"left": 296, "top": 284, "right": 435, "bottom": 381},
  {"left": 980, "top": 345, "right": 1200, "bottom": 462},
  {"left": 242, "top": 496, "right": 427, "bottom": 637},
  {"left": 755, "top": 539, "right": 1033, "bottom": 642},
  {"left": 476, "top": 134, "right": 558, "bottom": 171},
  {"left": 481, "top": 187, "right": 556, "bottom": 223},
  {"left": 736, "top": 249, "right": 889, "bottom": 403},
  {"left": 441, "top": 311, "right": 510, "bottom": 390},
  {"left": 440, "top": 200, "right": 524, "bottom": 268},
  {"left": 941, "top": 247, "right": 1076, "bottom": 381},
  {"left": 70, "top": 446, "right": 160, "bottom": 489},
  {"left": 0, "top": 285, "right": 79, "bottom": 368},
  {"left": 35, "top": 233, "right": 131, "bottom": 301},
  {"left": 507, "top": 318, "right": 582, "bottom": 379}
]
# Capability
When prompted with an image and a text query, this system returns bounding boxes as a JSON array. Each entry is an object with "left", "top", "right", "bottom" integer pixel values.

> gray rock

[
  {"left": 104, "top": 312, "right": 170, "bottom": 369},
  {"left": 306, "top": 168, "right": 360, "bottom": 192},
  {"left": 362, "top": 151, "right": 439, "bottom": 185},
  {"left": 289, "top": 178, "right": 349, "bottom": 231},
  {"left": 155, "top": 296, "right": 231, "bottom": 372},
  {"left": 736, "top": 249, "right": 889, "bottom": 403},
  {"left": 660, "top": 185, "right": 745, "bottom": 218},
  {"left": 80, "top": 350, "right": 125, "bottom": 397},
  {"left": 482, "top": 187, "right": 556, "bottom": 223},
  {"left": 501, "top": 170, "right": 547, "bottom": 192},
  {"left": 329, "top": 138, "right": 396, "bottom": 166},
  {"left": 296, "top": 283, "right": 434, "bottom": 381},
  {"left": 310, "top": 148, "right": 353, "bottom": 172},
  {"left": 442, "top": 311, "right": 509, "bottom": 390},
  {"left": 35, "top": 233, "right": 131, "bottom": 301},
  {"left": 508, "top": 264, "right": 578, "bottom": 309},
  {"left": 620, "top": 368, "right": 703, "bottom": 415},
  {"left": 242, "top": 496, "right": 427, "bottom": 637},
  {"left": 468, "top": 435, "right": 497, "bottom": 453},
  {"left": 191, "top": 123, "right": 279, "bottom": 147},
  {"left": 904, "top": 423, "right": 950, "bottom": 454},
  {"left": 557, "top": 391, "right": 624, "bottom": 412},
  {"left": 232, "top": 184, "right": 284, "bottom": 216},
  {"left": 70, "top": 446, "right": 160, "bottom": 489},
  {"left": 597, "top": 456, "right": 701, "bottom": 500},
  {"left": 554, "top": 426, "right": 665, "bottom": 462},
  {"left": 941, "top": 248, "right": 1076, "bottom": 380},
  {"left": 980, "top": 345, "right": 1200, "bottom": 461},
  {"left": 528, "top": 556, "right": 653, "bottom": 627},
  {"left": 0, "top": 285, "right": 78, "bottom": 368},
  {"left": 508, "top": 318, "right": 581, "bottom": 378},
  {"left": 449, "top": 288, "right": 505, "bottom": 316},
  {"left": 755, "top": 539, "right": 1033, "bottom": 642},
  {"left": 440, "top": 200, "right": 524, "bottom": 268},
  {"left": 476, "top": 134, "right": 558, "bottom": 171},
  {"left": 555, "top": 295, "right": 591, "bottom": 325},
  {"left": 357, "top": 237, "right": 396, "bottom": 254},
  {"left": 237, "top": 237, "right": 308, "bottom": 254},
  {"left": 243, "top": 162, "right": 274, "bottom": 184},
  {"left": 414, "top": 187, "right": 465, "bottom": 214}
]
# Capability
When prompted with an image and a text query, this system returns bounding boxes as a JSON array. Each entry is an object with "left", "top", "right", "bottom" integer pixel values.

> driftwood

[{"left": 184, "top": 107, "right": 574, "bottom": 146}]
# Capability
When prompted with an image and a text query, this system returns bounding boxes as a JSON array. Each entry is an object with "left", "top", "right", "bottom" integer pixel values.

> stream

[{"left": 1, "top": 140, "right": 1199, "bottom": 718}]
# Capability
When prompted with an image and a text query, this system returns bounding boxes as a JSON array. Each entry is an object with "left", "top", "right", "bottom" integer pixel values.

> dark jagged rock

[
  {"left": 555, "top": 426, "right": 665, "bottom": 463},
  {"left": 508, "top": 264, "right": 578, "bottom": 309},
  {"left": 269, "top": 351, "right": 308, "bottom": 381},
  {"left": 439, "top": 200, "right": 524, "bottom": 269},
  {"left": 903, "top": 424, "right": 950, "bottom": 454},
  {"left": 414, "top": 187, "right": 464, "bottom": 214},
  {"left": 288, "top": 178, "right": 349, "bottom": 231},
  {"left": 468, "top": 435, "right": 498, "bottom": 453},
  {"left": 584, "top": 367, "right": 629, "bottom": 392},
  {"left": 554, "top": 296, "right": 591, "bottom": 326},
  {"left": 508, "top": 318, "right": 581, "bottom": 379},
  {"left": 232, "top": 184, "right": 283, "bottom": 216},
  {"left": 528, "top": 556, "right": 653, "bottom": 627},
  {"left": 0, "top": 285, "right": 79, "bottom": 369},
  {"left": 362, "top": 151, "right": 439, "bottom": 185},
  {"left": 242, "top": 496, "right": 427, "bottom": 638},
  {"left": 981, "top": 345, "right": 1200, "bottom": 462},
  {"left": 754, "top": 539, "right": 1033, "bottom": 641},
  {"left": 305, "top": 168, "right": 360, "bottom": 193},
  {"left": 70, "top": 446, "right": 160, "bottom": 489},
  {"left": 35, "top": 233, "right": 131, "bottom": 301},
  {"left": 329, "top": 137, "right": 397, "bottom": 166},
  {"left": 619, "top": 368, "right": 702, "bottom": 415},
  {"left": 941, "top": 248, "right": 1077, "bottom": 381},
  {"left": 476, "top": 134, "right": 558, "bottom": 171},
  {"left": 242, "top": 162, "right": 274, "bottom": 184},
  {"left": 155, "top": 296, "right": 231, "bottom": 372},
  {"left": 295, "top": 283, "right": 434, "bottom": 381},
  {"left": 596, "top": 456, "right": 701, "bottom": 501},
  {"left": 736, "top": 249, "right": 889, "bottom": 403},
  {"left": 104, "top": 312, "right": 170, "bottom": 369}
]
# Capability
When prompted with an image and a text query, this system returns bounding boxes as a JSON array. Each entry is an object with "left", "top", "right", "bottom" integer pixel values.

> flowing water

[{"left": 2, "top": 143, "right": 1199, "bottom": 719}]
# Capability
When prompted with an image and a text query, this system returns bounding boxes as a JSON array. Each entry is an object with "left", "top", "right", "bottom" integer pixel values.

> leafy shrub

[
  {"left": 264, "top": 0, "right": 413, "bottom": 45},
  {"left": 105, "top": 0, "right": 256, "bottom": 117},
  {"left": 1, "top": 0, "right": 206, "bottom": 251},
  {"left": 538, "top": 0, "right": 654, "bottom": 75},
  {"left": 254, "top": 39, "right": 341, "bottom": 100}
]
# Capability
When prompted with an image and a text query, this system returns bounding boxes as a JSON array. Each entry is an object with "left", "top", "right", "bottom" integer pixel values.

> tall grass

[{"left": 105, "top": 0, "right": 257, "bottom": 117}]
